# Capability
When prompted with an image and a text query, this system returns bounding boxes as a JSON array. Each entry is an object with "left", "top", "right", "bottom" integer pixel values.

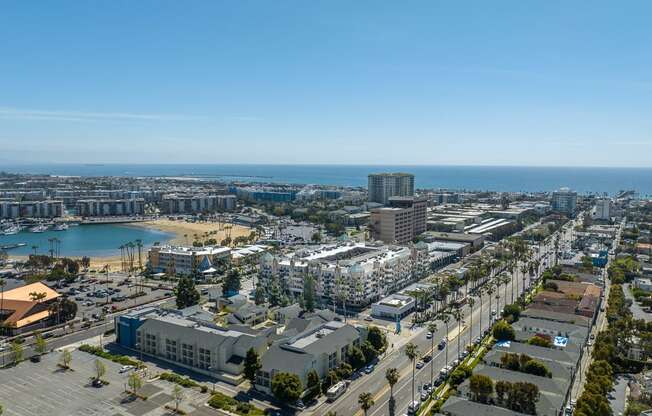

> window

[
  {"left": 145, "top": 333, "right": 157, "bottom": 354},
  {"left": 181, "top": 343, "right": 194, "bottom": 366},
  {"left": 165, "top": 339, "right": 177, "bottom": 361},
  {"left": 198, "top": 347, "right": 211, "bottom": 370},
  {"left": 257, "top": 371, "right": 271, "bottom": 387}
]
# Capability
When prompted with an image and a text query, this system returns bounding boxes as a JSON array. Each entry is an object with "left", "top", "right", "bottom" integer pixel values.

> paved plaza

[{"left": 0, "top": 349, "right": 223, "bottom": 416}]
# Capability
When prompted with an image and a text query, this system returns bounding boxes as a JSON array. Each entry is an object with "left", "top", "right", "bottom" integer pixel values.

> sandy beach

[{"left": 8, "top": 219, "right": 253, "bottom": 271}]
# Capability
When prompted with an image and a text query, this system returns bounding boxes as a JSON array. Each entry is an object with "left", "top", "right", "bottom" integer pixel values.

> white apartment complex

[
  {"left": 148, "top": 245, "right": 231, "bottom": 276},
  {"left": 367, "top": 173, "right": 415, "bottom": 205},
  {"left": 76, "top": 198, "right": 145, "bottom": 216},
  {"left": 162, "top": 194, "right": 236, "bottom": 214},
  {"left": 259, "top": 242, "right": 448, "bottom": 308}
]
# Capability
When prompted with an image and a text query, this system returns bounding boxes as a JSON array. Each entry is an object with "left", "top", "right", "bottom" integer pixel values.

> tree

[
  {"left": 528, "top": 335, "right": 551, "bottom": 348},
  {"left": 223, "top": 268, "right": 241, "bottom": 294},
  {"left": 405, "top": 342, "right": 419, "bottom": 408},
  {"left": 173, "top": 384, "right": 184, "bottom": 413},
  {"left": 311, "top": 232, "right": 322, "bottom": 243},
  {"left": 128, "top": 372, "right": 143, "bottom": 396},
  {"left": 469, "top": 374, "right": 493, "bottom": 403},
  {"left": 254, "top": 286, "right": 266, "bottom": 305},
  {"left": 502, "top": 303, "right": 521, "bottom": 321},
  {"left": 271, "top": 372, "right": 302, "bottom": 403},
  {"left": 367, "top": 326, "right": 387, "bottom": 354},
  {"left": 361, "top": 341, "right": 378, "bottom": 364},
  {"left": 34, "top": 333, "right": 47, "bottom": 355},
  {"left": 493, "top": 321, "right": 515, "bottom": 341},
  {"left": 29, "top": 291, "right": 47, "bottom": 303},
  {"left": 306, "top": 368, "right": 321, "bottom": 399},
  {"left": 347, "top": 346, "right": 366, "bottom": 370},
  {"left": 303, "top": 275, "right": 316, "bottom": 312},
  {"left": 175, "top": 277, "right": 200, "bottom": 309},
  {"left": 386, "top": 368, "right": 400, "bottom": 416},
  {"left": 522, "top": 360, "right": 551, "bottom": 378},
  {"left": 60, "top": 348, "right": 72, "bottom": 369},
  {"left": 495, "top": 380, "right": 510, "bottom": 405},
  {"left": 94, "top": 359, "right": 106, "bottom": 380},
  {"left": 358, "top": 392, "right": 375, "bottom": 416},
  {"left": 321, "top": 370, "right": 339, "bottom": 392},
  {"left": 336, "top": 363, "right": 353, "bottom": 380},
  {"left": 244, "top": 348, "right": 262, "bottom": 386},
  {"left": 11, "top": 341, "right": 23, "bottom": 364}
]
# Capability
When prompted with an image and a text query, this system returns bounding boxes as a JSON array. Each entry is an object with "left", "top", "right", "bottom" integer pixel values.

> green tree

[
  {"left": 175, "top": 277, "right": 200, "bottom": 309},
  {"left": 128, "top": 372, "right": 143, "bottom": 396},
  {"left": 522, "top": 359, "right": 551, "bottom": 378},
  {"left": 306, "top": 368, "right": 321, "bottom": 399},
  {"left": 358, "top": 392, "right": 375, "bottom": 416},
  {"left": 243, "top": 347, "right": 262, "bottom": 385},
  {"left": 495, "top": 380, "right": 511, "bottom": 405},
  {"left": 361, "top": 341, "right": 378, "bottom": 364},
  {"left": 493, "top": 321, "right": 515, "bottom": 341},
  {"left": 385, "top": 368, "right": 400, "bottom": 416},
  {"left": 528, "top": 335, "right": 551, "bottom": 348},
  {"left": 223, "top": 268, "right": 241, "bottom": 294},
  {"left": 173, "top": 384, "right": 184, "bottom": 413},
  {"left": 405, "top": 342, "right": 419, "bottom": 408},
  {"left": 367, "top": 326, "right": 387, "bottom": 353},
  {"left": 348, "top": 346, "right": 366, "bottom": 370},
  {"left": 34, "top": 333, "right": 47, "bottom": 355},
  {"left": 253, "top": 286, "right": 266, "bottom": 305},
  {"left": 271, "top": 372, "right": 303, "bottom": 403},
  {"left": 11, "top": 341, "right": 23, "bottom": 364},
  {"left": 502, "top": 303, "right": 521, "bottom": 321},
  {"left": 60, "top": 348, "right": 72, "bottom": 369},
  {"left": 469, "top": 374, "right": 494, "bottom": 403},
  {"left": 94, "top": 359, "right": 106, "bottom": 380},
  {"left": 303, "top": 275, "right": 316, "bottom": 312}
]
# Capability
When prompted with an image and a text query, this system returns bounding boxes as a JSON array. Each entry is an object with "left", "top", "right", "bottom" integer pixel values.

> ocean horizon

[{"left": 3, "top": 163, "right": 652, "bottom": 196}]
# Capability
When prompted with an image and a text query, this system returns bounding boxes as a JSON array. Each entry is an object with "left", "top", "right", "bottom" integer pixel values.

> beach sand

[{"left": 10, "top": 219, "right": 253, "bottom": 270}]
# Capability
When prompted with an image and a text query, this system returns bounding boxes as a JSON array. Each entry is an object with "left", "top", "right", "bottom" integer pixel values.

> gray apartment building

[
  {"left": 368, "top": 173, "right": 414, "bottom": 205},
  {"left": 551, "top": 188, "right": 578, "bottom": 217}
]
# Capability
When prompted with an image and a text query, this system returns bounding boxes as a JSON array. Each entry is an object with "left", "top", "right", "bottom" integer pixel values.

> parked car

[
  {"left": 438, "top": 339, "right": 447, "bottom": 350},
  {"left": 364, "top": 365, "right": 375, "bottom": 374},
  {"left": 416, "top": 361, "right": 424, "bottom": 369},
  {"left": 119, "top": 365, "right": 134, "bottom": 373},
  {"left": 420, "top": 391, "right": 429, "bottom": 401},
  {"left": 426, "top": 332, "right": 432, "bottom": 339}
]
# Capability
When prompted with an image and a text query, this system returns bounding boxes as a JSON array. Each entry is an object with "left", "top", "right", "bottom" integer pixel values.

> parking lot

[
  {"left": 55, "top": 272, "right": 174, "bottom": 323},
  {"left": 0, "top": 349, "right": 224, "bottom": 416}
]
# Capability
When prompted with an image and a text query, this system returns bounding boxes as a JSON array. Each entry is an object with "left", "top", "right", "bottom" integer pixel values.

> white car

[
  {"left": 119, "top": 365, "right": 135, "bottom": 373},
  {"left": 416, "top": 361, "right": 424, "bottom": 369},
  {"left": 426, "top": 332, "right": 432, "bottom": 339}
]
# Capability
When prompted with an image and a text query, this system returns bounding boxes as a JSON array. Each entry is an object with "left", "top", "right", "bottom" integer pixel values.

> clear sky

[{"left": 1, "top": 1, "right": 651, "bottom": 167}]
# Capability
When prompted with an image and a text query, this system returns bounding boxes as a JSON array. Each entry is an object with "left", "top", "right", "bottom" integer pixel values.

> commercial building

[
  {"left": 367, "top": 173, "right": 414, "bottom": 205},
  {"left": 148, "top": 245, "right": 231, "bottom": 276},
  {"left": 551, "top": 188, "right": 578, "bottom": 217},
  {"left": 422, "top": 231, "right": 485, "bottom": 251},
  {"left": 115, "top": 306, "right": 267, "bottom": 384},
  {"left": 371, "top": 293, "right": 415, "bottom": 320},
  {"left": 256, "top": 319, "right": 365, "bottom": 394},
  {"left": 76, "top": 198, "right": 144, "bottom": 217},
  {"left": 370, "top": 196, "right": 427, "bottom": 244},
  {"left": 0, "top": 200, "right": 64, "bottom": 219},
  {"left": 232, "top": 186, "right": 298, "bottom": 203},
  {"left": 0, "top": 282, "right": 61, "bottom": 334},
  {"left": 161, "top": 194, "right": 236, "bottom": 214}
]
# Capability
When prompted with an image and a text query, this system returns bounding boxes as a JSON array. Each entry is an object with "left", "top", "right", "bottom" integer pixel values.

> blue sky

[{"left": 1, "top": 1, "right": 651, "bottom": 166}]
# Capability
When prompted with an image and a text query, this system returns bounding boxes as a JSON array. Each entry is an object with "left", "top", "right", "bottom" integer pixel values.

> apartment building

[
  {"left": 148, "top": 245, "right": 231, "bottom": 276},
  {"left": 256, "top": 319, "right": 365, "bottom": 394},
  {"left": 551, "top": 188, "right": 578, "bottom": 217},
  {"left": 76, "top": 198, "right": 145, "bottom": 216},
  {"left": 367, "top": 173, "right": 414, "bottom": 205},
  {"left": 370, "top": 196, "right": 427, "bottom": 244},
  {"left": 161, "top": 194, "right": 236, "bottom": 214},
  {"left": 0, "top": 200, "right": 64, "bottom": 218},
  {"left": 592, "top": 198, "right": 611, "bottom": 220},
  {"left": 260, "top": 243, "right": 419, "bottom": 308}
]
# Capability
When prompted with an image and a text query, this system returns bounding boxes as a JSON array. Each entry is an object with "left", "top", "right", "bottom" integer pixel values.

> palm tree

[
  {"left": 385, "top": 368, "right": 400, "bottom": 416},
  {"left": 405, "top": 342, "right": 420, "bottom": 407},
  {"left": 0, "top": 278, "right": 5, "bottom": 332},
  {"left": 31, "top": 245, "right": 38, "bottom": 256},
  {"left": 452, "top": 306, "right": 464, "bottom": 359},
  {"left": 477, "top": 287, "right": 484, "bottom": 334},
  {"left": 467, "top": 297, "right": 475, "bottom": 349},
  {"left": 486, "top": 281, "right": 495, "bottom": 325},
  {"left": 427, "top": 323, "right": 438, "bottom": 387},
  {"left": 358, "top": 392, "right": 375, "bottom": 416},
  {"left": 439, "top": 313, "right": 451, "bottom": 365},
  {"left": 135, "top": 239, "right": 143, "bottom": 270}
]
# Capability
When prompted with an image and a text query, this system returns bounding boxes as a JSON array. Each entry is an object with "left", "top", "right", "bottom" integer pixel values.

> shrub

[
  {"left": 159, "top": 372, "right": 199, "bottom": 388},
  {"left": 493, "top": 321, "right": 515, "bottom": 341}
]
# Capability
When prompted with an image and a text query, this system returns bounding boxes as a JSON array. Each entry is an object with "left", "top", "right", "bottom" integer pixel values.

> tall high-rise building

[
  {"left": 368, "top": 173, "right": 415, "bottom": 205},
  {"left": 551, "top": 188, "right": 578, "bottom": 217},
  {"left": 593, "top": 198, "right": 611, "bottom": 220},
  {"left": 370, "top": 196, "right": 427, "bottom": 244}
]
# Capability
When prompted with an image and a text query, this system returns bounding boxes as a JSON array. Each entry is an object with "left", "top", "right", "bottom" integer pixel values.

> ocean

[{"left": 3, "top": 163, "right": 652, "bottom": 196}]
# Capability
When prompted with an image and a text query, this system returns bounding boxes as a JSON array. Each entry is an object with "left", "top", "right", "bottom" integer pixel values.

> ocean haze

[{"left": 3, "top": 163, "right": 651, "bottom": 196}]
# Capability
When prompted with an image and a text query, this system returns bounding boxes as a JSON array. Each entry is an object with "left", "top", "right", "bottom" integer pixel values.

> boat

[
  {"left": 53, "top": 224, "right": 69, "bottom": 231},
  {"left": 30, "top": 224, "right": 49, "bottom": 233},
  {"left": 0, "top": 242, "right": 26, "bottom": 250},
  {"left": 3, "top": 225, "right": 20, "bottom": 235}
]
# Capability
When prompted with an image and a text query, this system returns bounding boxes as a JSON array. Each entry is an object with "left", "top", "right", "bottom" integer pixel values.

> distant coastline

[{"left": 3, "top": 163, "right": 652, "bottom": 195}]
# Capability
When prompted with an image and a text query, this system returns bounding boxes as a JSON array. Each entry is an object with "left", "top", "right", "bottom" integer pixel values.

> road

[{"left": 316, "top": 220, "right": 566, "bottom": 416}]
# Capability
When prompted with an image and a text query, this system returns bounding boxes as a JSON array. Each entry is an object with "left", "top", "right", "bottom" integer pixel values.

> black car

[{"left": 437, "top": 340, "right": 447, "bottom": 350}]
